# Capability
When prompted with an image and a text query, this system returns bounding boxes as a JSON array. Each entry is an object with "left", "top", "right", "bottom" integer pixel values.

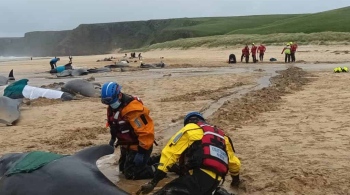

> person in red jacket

[
  {"left": 251, "top": 43, "right": 258, "bottom": 63},
  {"left": 241, "top": 45, "right": 250, "bottom": 63},
  {"left": 290, "top": 42, "right": 298, "bottom": 62},
  {"left": 257, "top": 44, "right": 266, "bottom": 62}
]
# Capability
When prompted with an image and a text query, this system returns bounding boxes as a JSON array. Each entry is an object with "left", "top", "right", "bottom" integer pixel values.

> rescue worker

[
  {"left": 137, "top": 112, "right": 241, "bottom": 195},
  {"left": 251, "top": 43, "right": 258, "bottom": 63},
  {"left": 257, "top": 44, "right": 266, "bottom": 62},
  {"left": 241, "top": 45, "right": 250, "bottom": 63},
  {"left": 101, "top": 82, "right": 157, "bottom": 180},
  {"left": 49, "top": 58, "right": 60, "bottom": 70},
  {"left": 290, "top": 42, "right": 298, "bottom": 62},
  {"left": 281, "top": 43, "right": 291, "bottom": 63}
]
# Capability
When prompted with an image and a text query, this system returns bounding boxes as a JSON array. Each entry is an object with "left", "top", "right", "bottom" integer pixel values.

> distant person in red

[
  {"left": 257, "top": 44, "right": 266, "bottom": 62},
  {"left": 290, "top": 42, "right": 298, "bottom": 62},
  {"left": 241, "top": 45, "right": 250, "bottom": 63},
  {"left": 251, "top": 43, "right": 258, "bottom": 63}
]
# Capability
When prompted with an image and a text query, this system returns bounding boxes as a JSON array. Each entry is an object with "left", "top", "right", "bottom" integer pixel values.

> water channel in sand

[{"left": 95, "top": 65, "right": 288, "bottom": 194}]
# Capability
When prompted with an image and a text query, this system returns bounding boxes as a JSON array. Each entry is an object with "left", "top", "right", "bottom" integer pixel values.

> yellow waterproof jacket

[
  {"left": 120, "top": 100, "right": 155, "bottom": 151},
  {"left": 157, "top": 123, "right": 241, "bottom": 179}
]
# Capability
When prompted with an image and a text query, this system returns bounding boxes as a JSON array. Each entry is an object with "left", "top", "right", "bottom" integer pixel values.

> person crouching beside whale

[
  {"left": 101, "top": 82, "right": 157, "bottom": 180},
  {"left": 137, "top": 112, "right": 241, "bottom": 195},
  {"left": 50, "top": 57, "right": 60, "bottom": 70}
]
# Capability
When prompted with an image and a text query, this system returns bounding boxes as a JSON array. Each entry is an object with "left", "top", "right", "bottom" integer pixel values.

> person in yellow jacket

[
  {"left": 137, "top": 112, "right": 241, "bottom": 195},
  {"left": 281, "top": 43, "right": 292, "bottom": 63},
  {"left": 101, "top": 82, "right": 158, "bottom": 180}
]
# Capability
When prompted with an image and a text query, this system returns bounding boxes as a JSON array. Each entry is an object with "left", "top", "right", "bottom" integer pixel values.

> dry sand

[
  {"left": 0, "top": 46, "right": 350, "bottom": 195},
  {"left": 220, "top": 71, "right": 350, "bottom": 195}
]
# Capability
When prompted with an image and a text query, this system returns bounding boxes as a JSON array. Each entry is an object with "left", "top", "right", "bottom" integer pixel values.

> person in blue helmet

[
  {"left": 137, "top": 112, "right": 241, "bottom": 195},
  {"left": 49, "top": 57, "right": 60, "bottom": 70},
  {"left": 101, "top": 82, "right": 159, "bottom": 180}
]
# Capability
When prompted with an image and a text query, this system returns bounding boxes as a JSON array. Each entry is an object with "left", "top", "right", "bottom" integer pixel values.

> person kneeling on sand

[
  {"left": 101, "top": 82, "right": 159, "bottom": 180},
  {"left": 137, "top": 112, "right": 241, "bottom": 195}
]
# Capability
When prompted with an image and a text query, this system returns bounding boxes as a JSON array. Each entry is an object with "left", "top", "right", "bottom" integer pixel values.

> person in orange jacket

[
  {"left": 101, "top": 82, "right": 158, "bottom": 180},
  {"left": 251, "top": 43, "right": 258, "bottom": 63}
]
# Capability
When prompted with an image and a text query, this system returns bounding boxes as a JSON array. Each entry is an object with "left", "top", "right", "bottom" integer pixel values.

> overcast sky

[{"left": 0, "top": 0, "right": 349, "bottom": 37}]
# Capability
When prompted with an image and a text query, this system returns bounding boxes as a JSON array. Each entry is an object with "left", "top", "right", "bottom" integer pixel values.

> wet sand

[{"left": 1, "top": 46, "right": 350, "bottom": 195}]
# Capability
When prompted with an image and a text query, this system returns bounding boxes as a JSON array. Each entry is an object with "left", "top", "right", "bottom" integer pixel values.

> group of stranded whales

[
  {"left": 0, "top": 77, "right": 100, "bottom": 125},
  {"left": 50, "top": 61, "right": 166, "bottom": 78},
  {"left": 0, "top": 145, "right": 129, "bottom": 195}
]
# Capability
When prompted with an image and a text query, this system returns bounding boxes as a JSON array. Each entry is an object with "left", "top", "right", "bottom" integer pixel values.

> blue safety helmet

[
  {"left": 184, "top": 112, "right": 205, "bottom": 126},
  {"left": 101, "top": 82, "right": 122, "bottom": 105}
]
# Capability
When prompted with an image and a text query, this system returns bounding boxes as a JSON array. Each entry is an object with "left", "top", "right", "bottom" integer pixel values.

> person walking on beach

[
  {"left": 251, "top": 43, "right": 258, "bottom": 63},
  {"left": 101, "top": 82, "right": 158, "bottom": 180},
  {"left": 241, "top": 45, "right": 250, "bottom": 63},
  {"left": 69, "top": 56, "right": 73, "bottom": 63},
  {"left": 49, "top": 58, "right": 60, "bottom": 70},
  {"left": 290, "top": 42, "right": 298, "bottom": 62},
  {"left": 257, "top": 44, "right": 266, "bottom": 62},
  {"left": 281, "top": 43, "right": 291, "bottom": 63},
  {"left": 137, "top": 112, "right": 241, "bottom": 195},
  {"left": 138, "top": 53, "right": 142, "bottom": 60}
]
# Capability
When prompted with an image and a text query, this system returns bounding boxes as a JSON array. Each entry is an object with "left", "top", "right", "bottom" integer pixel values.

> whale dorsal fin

[{"left": 73, "top": 145, "right": 114, "bottom": 164}]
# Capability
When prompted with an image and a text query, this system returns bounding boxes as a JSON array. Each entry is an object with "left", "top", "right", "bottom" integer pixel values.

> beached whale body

[
  {"left": 0, "top": 96, "right": 21, "bottom": 125},
  {"left": 0, "top": 76, "right": 8, "bottom": 86},
  {"left": 61, "top": 79, "right": 100, "bottom": 97},
  {"left": 0, "top": 145, "right": 130, "bottom": 195}
]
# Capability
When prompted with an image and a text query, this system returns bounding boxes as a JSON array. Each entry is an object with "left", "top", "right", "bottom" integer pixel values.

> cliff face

[{"left": 0, "top": 19, "right": 202, "bottom": 57}]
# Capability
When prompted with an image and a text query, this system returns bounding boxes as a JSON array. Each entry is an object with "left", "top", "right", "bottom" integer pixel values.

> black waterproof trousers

[
  {"left": 119, "top": 147, "right": 155, "bottom": 180},
  {"left": 252, "top": 55, "right": 257, "bottom": 63},
  {"left": 154, "top": 169, "right": 220, "bottom": 195},
  {"left": 259, "top": 53, "right": 264, "bottom": 62},
  {"left": 291, "top": 52, "right": 296, "bottom": 62},
  {"left": 285, "top": 54, "right": 291, "bottom": 63},
  {"left": 50, "top": 62, "right": 56, "bottom": 70}
]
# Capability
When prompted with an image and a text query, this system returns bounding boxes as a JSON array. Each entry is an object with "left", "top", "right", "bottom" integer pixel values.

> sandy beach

[{"left": 1, "top": 45, "right": 350, "bottom": 195}]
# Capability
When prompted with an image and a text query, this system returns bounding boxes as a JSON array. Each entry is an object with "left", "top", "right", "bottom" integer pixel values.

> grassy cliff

[{"left": 0, "top": 6, "right": 349, "bottom": 56}]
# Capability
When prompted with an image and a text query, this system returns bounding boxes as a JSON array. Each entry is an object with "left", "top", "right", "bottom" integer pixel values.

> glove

[
  {"left": 133, "top": 153, "right": 144, "bottom": 166},
  {"left": 136, "top": 181, "right": 156, "bottom": 195},
  {"left": 109, "top": 139, "right": 116, "bottom": 147},
  {"left": 214, "top": 187, "right": 235, "bottom": 195},
  {"left": 231, "top": 175, "right": 240, "bottom": 188},
  {"left": 136, "top": 170, "right": 167, "bottom": 195}
]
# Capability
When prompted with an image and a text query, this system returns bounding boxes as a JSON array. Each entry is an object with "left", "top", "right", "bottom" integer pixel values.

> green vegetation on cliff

[
  {"left": 0, "top": 6, "right": 349, "bottom": 56},
  {"left": 229, "top": 7, "right": 350, "bottom": 34}
]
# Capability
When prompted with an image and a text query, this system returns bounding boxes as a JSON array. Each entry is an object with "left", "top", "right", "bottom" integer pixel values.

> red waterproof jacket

[
  {"left": 291, "top": 44, "right": 298, "bottom": 53},
  {"left": 258, "top": 45, "right": 266, "bottom": 53},
  {"left": 242, "top": 47, "right": 250, "bottom": 56},
  {"left": 251, "top": 46, "right": 257, "bottom": 56}
]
